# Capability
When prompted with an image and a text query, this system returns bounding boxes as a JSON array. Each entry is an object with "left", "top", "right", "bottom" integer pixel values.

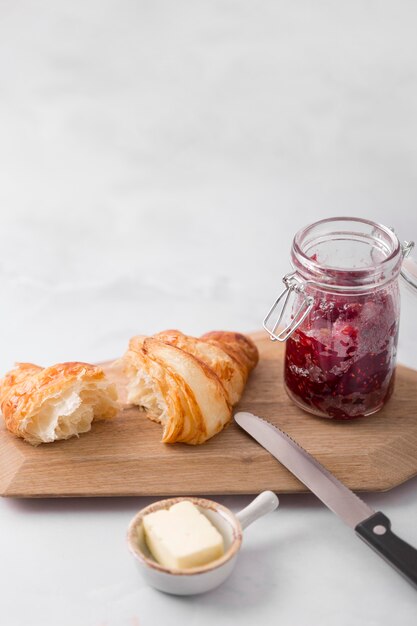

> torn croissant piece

[
  {"left": 0, "top": 362, "right": 118, "bottom": 445},
  {"left": 122, "top": 330, "right": 259, "bottom": 445}
]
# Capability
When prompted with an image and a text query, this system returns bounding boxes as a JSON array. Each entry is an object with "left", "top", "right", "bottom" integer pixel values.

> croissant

[
  {"left": 122, "top": 330, "right": 258, "bottom": 444},
  {"left": 0, "top": 362, "right": 118, "bottom": 445}
]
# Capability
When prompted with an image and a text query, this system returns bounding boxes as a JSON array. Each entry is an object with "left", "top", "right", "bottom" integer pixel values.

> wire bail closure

[
  {"left": 401, "top": 240, "right": 414, "bottom": 258},
  {"left": 400, "top": 240, "right": 417, "bottom": 294},
  {"left": 263, "top": 272, "right": 314, "bottom": 342}
]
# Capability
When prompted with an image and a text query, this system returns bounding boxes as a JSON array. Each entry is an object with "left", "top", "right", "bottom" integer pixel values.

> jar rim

[{"left": 292, "top": 216, "right": 402, "bottom": 289}]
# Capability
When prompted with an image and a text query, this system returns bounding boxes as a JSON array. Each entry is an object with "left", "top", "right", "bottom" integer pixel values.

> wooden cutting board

[{"left": 1, "top": 331, "right": 417, "bottom": 497}]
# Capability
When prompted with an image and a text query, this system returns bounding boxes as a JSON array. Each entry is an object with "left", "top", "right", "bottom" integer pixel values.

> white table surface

[{"left": 1, "top": 1, "right": 417, "bottom": 624}]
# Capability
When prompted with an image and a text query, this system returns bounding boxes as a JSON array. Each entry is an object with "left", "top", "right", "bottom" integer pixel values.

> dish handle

[{"left": 236, "top": 491, "right": 279, "bottom": 530}]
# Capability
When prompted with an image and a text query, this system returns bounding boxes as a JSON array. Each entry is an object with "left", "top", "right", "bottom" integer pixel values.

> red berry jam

[{"left": 284, "top": 288, "right": 399, "bottom": 419}]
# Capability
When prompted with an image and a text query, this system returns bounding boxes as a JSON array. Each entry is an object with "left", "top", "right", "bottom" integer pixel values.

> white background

[{"left": 0, "top": 1, "right": 417, "bottom": 624}]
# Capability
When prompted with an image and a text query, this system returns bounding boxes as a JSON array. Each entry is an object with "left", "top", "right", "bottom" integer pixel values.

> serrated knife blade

[
  {"left": 234, "top": 411, "right": 417, "bottom": 588},
  {"left": 234, "top": 410, "right": 373, "bottom": 527}
]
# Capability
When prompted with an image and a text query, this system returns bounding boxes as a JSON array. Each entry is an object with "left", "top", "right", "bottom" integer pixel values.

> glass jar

[{"left": 264, "top": 217, "right": 417, "bottom": 419}]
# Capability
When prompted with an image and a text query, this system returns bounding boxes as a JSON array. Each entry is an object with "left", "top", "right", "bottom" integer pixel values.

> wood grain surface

[{"left": 1, "top": 331, "right": 417, "bottom": 497}]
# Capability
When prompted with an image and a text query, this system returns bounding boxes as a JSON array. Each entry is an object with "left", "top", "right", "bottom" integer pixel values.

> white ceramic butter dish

[{"left": 127, "top": 491, "right": 279, "bottom": 595}]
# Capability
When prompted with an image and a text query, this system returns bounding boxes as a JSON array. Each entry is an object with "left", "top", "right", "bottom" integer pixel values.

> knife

[{"left": 234, "top": 411, "right": 417, "bottom": 588}]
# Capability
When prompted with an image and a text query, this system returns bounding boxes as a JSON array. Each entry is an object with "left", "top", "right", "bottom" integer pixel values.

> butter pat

[{"left": 143, "top": 501, "right": 224, "bottom": 570}]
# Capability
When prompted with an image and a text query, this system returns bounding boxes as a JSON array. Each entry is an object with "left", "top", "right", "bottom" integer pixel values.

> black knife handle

[{"left": 355, "top": 512, "right": 417, "bottom": 588}]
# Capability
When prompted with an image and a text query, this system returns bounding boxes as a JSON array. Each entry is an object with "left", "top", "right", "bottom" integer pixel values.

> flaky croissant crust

[
  {"left": 122, "top": 329, "right": 258, "bottom": 445},
  {"left": 0, "top": 361, "right": 118, "bottom": 443}
]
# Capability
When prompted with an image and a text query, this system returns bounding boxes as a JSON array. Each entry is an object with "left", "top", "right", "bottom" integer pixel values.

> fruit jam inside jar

[{"left": 277, "top": 218, "right": 407, "bottom": 419}]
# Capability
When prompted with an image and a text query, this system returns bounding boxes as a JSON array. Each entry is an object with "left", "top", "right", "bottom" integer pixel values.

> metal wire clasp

[
  {"left": 400, "top": 240, "right": 417, "bottom": 294},
  {"left": 263, "top": 272, "right": 314, "bottom": 342},
  {"left": 401, "top": 240, "right": 415, "bottom": 258}
]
